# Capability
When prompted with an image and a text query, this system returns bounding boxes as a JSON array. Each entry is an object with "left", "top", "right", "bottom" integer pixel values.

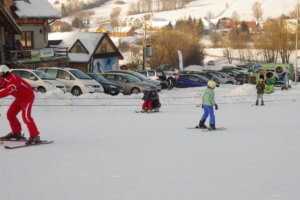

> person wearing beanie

[
  {"left": 0, "top": 65, "right": 41, "bottom": 145},
  {"left": 256, "top": 78, "right": 265, "bottom": 106},
  {"left": 197, "top": 81, "right": 218, "bottom": 130}
]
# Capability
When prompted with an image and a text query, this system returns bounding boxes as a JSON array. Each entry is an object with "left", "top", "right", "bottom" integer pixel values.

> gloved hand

[
  {"left": 215, "top": 104, "right": 218, "bottom": 110},
  {"left": 202, "top": 104, "right": 204, "bottom": 109}
]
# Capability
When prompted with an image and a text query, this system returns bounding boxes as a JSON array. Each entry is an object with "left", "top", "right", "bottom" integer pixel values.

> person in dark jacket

[
  {"left": 256, "top": 78, "right": 265, "bottom": 106},
  {"left": 141, "top": 89, "right": 160, "bottom": 112}
]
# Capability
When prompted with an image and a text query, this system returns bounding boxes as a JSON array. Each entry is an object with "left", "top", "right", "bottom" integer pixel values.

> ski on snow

[
  {"left": 4, "top": 141, "right": 54, "bottom": 149},
  {"left": 134, "top": 111, "right": 160, "bottom": 113},
  {"left": 186, "top": 127, "right": 226, "bottom": 131}
]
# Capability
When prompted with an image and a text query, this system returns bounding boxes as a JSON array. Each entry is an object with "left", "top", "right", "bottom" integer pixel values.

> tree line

[
  {"left": 60, "top": 0, "right": 110, "bottom": 17},
  {"left": 128, "top": 0, "right": 195, "bottom": 15}
]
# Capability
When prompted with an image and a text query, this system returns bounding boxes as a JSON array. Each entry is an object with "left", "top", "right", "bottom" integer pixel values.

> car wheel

[
  {"left": 37, "top": 86, "right": 46, "bottom": 93},
  {"left": 226, "top": 81, "right": 234, "bottom": 84},
  {"left": 71, "top": 87, "right": 82, "bottom": 96},
  {"left": 167, "top": 78, "right": 174, "bottom": 89},
  {"left": 110, "top": 91, "right": 119, "bottom": 96},
  {"left": 131, "top": 87, "right": 140, "bottom": 94}
]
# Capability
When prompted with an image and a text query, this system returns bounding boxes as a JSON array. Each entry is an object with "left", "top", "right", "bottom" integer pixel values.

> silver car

[
  {"left": 207, "top": 71, "right": 237, "bottom": 84},
  {"left": 101, "top": 73, "right": 156, "bottom": 94},
  {"left": 11, "top": 69, "right": 66, "bottom": 93},
  {"left": 37, "top": 67, "right": 104, "bottom": 96},
  {"left": 105, "top": 70, "right": 161, "bottom": 91}
]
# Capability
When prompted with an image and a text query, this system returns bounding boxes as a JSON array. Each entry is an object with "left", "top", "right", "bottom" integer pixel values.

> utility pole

[
  {"left": 296, "top": 0, "right": 299, "bottom": 84},
  {"left": 142, "top": 19, "right": 147, "bottom": 70}
]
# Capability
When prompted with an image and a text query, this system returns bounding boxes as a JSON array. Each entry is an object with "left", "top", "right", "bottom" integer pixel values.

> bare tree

[
  {"left": 231, "top": 11, "right": 240, "bottom": 22},
  {"left": 289, "top": 3, "right": 300, "bottom": 18},
  {"left": 205, "top": 11, "right": 215, "bottom": 19},
  {"left": 110, "top": 7, "right": 122, "bottom": 31},
  {"left": 252, "top": 1, "right": 263, "bottom": 21}
]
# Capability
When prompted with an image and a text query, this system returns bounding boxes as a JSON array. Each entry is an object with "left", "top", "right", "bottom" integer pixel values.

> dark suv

[{"left": 87, "top": 73, "right": 124, "bottom": 96}]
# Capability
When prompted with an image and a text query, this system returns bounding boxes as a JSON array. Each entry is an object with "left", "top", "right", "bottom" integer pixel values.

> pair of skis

[
  {"left": 0, "top": 139, "right": 54, "bottom": 149},
  {"left": 186, "top": 127, "right": 226, "bottom": 132}
]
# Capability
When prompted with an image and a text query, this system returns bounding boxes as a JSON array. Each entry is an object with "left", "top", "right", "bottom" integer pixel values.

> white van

[
  {"left": 37, "top": 67, "right": 103, "bottom": 96},
  {"left": 10, "top": 69, "right": 66, "bottom": 93}
]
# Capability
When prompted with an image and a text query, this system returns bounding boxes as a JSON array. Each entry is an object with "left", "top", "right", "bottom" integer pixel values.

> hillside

[{"left": 49, "top": 0, "right": 297, "bottom": 28}]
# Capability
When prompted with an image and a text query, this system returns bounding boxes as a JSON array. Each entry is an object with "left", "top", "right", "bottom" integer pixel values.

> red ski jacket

[{"left": 0, "top": 73, "right": 34, "bottom": 101}]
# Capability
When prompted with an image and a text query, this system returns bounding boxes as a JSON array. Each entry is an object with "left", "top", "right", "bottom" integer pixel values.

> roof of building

[
  {"left": 14, "top": 0, "right": 61, "bottom": 19},
  {"left": 49, "top": 31, "right": 123, "bottom": 63},
  {"left": 0, "top": 3, "right": 22, "bottom": 34},
  {"left": 49, "top": 32, "right": 105, "bottom": 63}
]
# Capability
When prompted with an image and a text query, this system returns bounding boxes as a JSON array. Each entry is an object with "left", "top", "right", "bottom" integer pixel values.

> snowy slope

[
  {"left": 0, "top": 84, "right": 300, "bottom": 199},
  {"left": 49, "top": 0, "right": 297, "bottom": 28}
]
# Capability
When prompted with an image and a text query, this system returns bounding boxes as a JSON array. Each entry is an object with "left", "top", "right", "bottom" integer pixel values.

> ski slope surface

[{"left": 0, "top": 84, "right": 299, "bottom": 200}]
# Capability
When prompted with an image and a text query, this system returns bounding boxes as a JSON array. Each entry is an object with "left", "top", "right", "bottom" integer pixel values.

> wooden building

[
  {"left": 0, "top": 0, "right": 68, "bottom": 68},
  {"left": 49, "top": 32, "right": 123, "bottom": 72}
]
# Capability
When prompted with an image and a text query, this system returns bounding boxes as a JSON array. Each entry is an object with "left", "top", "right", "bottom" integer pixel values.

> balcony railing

[{"left": 7, "top": 47, "right": 68, "bottom": 64}]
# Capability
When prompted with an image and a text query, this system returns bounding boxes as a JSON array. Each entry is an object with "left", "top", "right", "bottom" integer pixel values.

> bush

[
  {"left": 118, "top": 40, "right": 130, "bottom": 52},
  {"left": 115, "top": 0, "right": 125, "bottom": 5},
  {"left": 150, "top": 28, "right": 204, "bottom": 68}
]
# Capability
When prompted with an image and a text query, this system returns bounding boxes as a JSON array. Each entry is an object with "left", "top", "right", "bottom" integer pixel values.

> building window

[
  {"left": 76, "top": 44, "right": 83, "bottom": 53},
  {"left": 21, "top": 31, "right": 33, "bottom": 49},
  {"left": 100, "top": 43, "right": 107, "bottom": 53}
]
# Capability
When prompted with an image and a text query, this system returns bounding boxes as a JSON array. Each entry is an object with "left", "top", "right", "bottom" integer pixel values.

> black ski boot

[
  {"left": 261, "top": 101, "right": 264, "bottom": 106},
  {"left": 196, "top": 120, "right": 208, "bottom": 129},
  {"left": 0, "top": 132, "right": 26, "bottom": 141},
  {"left": 209, "top": 124, "right": 216, "bottom": 130},
  {"left": 255, "top": 100, "right": 258, "bottom": 106},
  {"left": 25, "top": 136, "right": 41, "bottom": 145}
]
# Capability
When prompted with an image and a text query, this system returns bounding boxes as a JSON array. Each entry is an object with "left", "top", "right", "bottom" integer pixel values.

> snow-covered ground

[
  {"left": 49, "top": 0, "right": 297, "bottom": 28},
  {"left": 0, "top": 84, "right": 300, "bottom": 200}
]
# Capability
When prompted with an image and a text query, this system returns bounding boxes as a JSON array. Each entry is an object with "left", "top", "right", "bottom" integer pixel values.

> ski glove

[{"left": 215, "top": 104, "right": 218, "bottom": 110}]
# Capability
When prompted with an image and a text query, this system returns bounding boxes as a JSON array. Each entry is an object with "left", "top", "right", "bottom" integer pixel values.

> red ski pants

[
  {"left": 7, "top": 98, "right": 39, "bottom": 136},
  {"left": 142, "top": 100, "right": 153, "bottom": 110}
]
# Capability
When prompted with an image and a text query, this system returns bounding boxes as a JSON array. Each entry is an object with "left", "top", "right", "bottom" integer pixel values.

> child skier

[
  {"left": 141, "top": 89, "right": 160, "bottom": 112},
  {"left": 256, "top": 78, "right": 265, "bottom": 106},
  {"left": 197, "top": 81, "right": 218, "bottom": 130}
]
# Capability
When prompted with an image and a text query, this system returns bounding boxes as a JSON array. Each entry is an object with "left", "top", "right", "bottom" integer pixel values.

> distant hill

[{"left": 48, "top": 0, "right": 297, "bottom": 29}]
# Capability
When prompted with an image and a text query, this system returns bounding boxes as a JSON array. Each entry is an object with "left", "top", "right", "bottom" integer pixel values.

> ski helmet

[
  {"left": 0, "top": 65, "right": 10, "bottom": 78},
  {"left": 207, "top": 81, "right": 216, "bottom": 88}
]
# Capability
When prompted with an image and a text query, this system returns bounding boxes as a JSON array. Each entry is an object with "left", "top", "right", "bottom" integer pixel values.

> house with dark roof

[
  {"left": 0, "top": 0, "right": 68, "bottom": 68},
  {"left": 48, "top": 32, "right": 123, "bottom": 72}
]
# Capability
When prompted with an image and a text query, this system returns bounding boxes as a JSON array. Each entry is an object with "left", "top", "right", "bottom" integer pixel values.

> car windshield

[
  {"left": 124, "top": 74, "right": 141, "bottom": 82},
  {"left": 94, "top": 74, "right": 109, "bottom": 82},
  {"left": 213, "top": 73, "right": 224, "bottom": 78},
  {"left": 70, "top": 70, "right": 92, "bottom": 80},
  {"left": 130, "top": 71, "right": 147, "bottom": 80},
  {"left": 156, "top": 70, "right": 164, "bottom": 76},
  {"left": 194, "top": 74, "right": 210, "bottom": 82},
  {"left": 34, "top": 70, "right": 55, "bottom": 80}
]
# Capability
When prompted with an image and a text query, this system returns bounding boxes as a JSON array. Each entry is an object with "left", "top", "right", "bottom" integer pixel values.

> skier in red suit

[{"left": 0, "top": 65, "right": 41, "bottom": 145}]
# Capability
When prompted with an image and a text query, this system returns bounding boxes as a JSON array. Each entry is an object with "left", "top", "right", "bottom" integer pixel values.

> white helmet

[{"left": 0, "top": 65, "right": 10, "bottom": 73}]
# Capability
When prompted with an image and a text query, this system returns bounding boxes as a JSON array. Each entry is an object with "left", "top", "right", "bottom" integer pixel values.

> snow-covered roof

[
  {"left": 150, "top": 18, "right": 170, "bottom": 28},
  {"left": 184, "top": 65, "right": 203, "bottom": 71},
  {"left": 49, "top": 32, "right": 105, "bottom": 63},
  {"left": 14, "top": 0, "right": 60, "bottom": 19}
]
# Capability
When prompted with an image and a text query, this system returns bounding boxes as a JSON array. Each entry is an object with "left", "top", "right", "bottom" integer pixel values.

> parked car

[
  {"left": 156, "top": 64, "right": 179, "bottom": 87},
  {"left": 101, "top": 73, "right": 155, "bottom": 94},
  {"left": 175, "top": 74, "right": 210, "bottom": 88},
  {"left": 180, "top": 70, "right": 221, "bottom": 85},
  {"left": 86, "top": 73, "right": 124, "bottom": 96},
  {"left": 203, "top": 70, "right": 237, "bottom": 84},
  {"left": 219, "top": 69, "right": 248, "bottom": 84},
  {"left": 10, "top": 69, "right": 66, "bottom": 93},
  {"left": 105, "top": 70, "right": 161, "bottom": 91},
  {"left": 37, "top": 67, "right": 103, "bottom": 96},
  {"left": 138, "top": 70, "right": 168, "bottom": 88}
]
